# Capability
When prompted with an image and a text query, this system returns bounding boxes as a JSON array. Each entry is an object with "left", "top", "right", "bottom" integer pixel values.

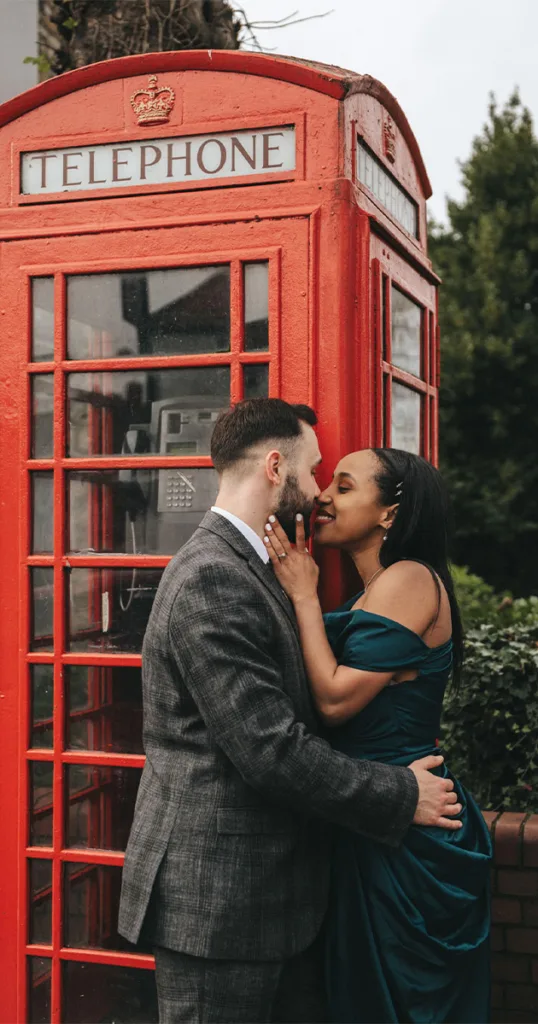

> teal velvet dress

[{"left": 323, "top": 597, "right": 491, "bottom": 1024}]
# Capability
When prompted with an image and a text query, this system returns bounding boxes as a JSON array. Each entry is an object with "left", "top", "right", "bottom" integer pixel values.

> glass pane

[
  {"left": 28, "top": 957, "right": 51, "bottom": 1024},
  {"left": 67, "top": 366, "right": 229, "bottom": 458},
  {"left": 63, "top": 961, "right": 158, "bottom": 1024},
  {"left": 30, "top": 665, "right": 54, "bottom": 749},
  {"left": 244, "top": 364, "right": 269, "bottom": 399},
  {"left": 66, "top": 666, "right": 143, "bottom": 754},
  {"left": 391, "top": 382, "right": 421, "bottom": 455},
  {"left": 244, "top": 262, "right": 269, "bottom": 351},
  {"left": 32, "top": 473, "right": 54, "bottom": 553},
  {"left": 29, "top": 859, "right": 52, "bottom": 944},
  {"left": 31, "top": 568, "right": 54, "bottom": 652},
  {"left": 391, "top": 287, "right": 422, "bottom": 377},
  {"left": 68, "top": 567, "right": 163, "bottom": 653},
  {"left": 29, "top": 762, "right": 53, "bottom": 847},
  {"left": 64, "top": 862, "right": 148, "bottom": 951},
  {"left": 67, "top": 267, "right": 230, "bottom": 359},
  {"left": 66, "top": 766, "right": 141, "bottom": 850},
  {"left": 32, "top": 278, "right": 54, "bottom": 363},
  {"left": 31, "top": 375, "right": 54, "bottom": 459},
  {"left": 68, "top": 467, "right": 218, "bottom": 555}
]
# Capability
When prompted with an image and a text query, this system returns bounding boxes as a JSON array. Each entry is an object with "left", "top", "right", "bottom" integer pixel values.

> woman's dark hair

[
  {"left": 211, "top": 398, "right": 317, "bottom": 473},
  {"left": 371, "top": 448, "right": 464, "bottom": 688}
]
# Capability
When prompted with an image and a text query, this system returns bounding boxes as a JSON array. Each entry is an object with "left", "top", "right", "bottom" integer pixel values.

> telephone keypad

[{"left": 163, "top": 471, "right": 195, "bottom": 511}]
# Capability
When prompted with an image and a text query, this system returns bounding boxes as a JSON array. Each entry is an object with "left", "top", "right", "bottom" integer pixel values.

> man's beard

[{"left": 274, "top": 473, "right": 315, "bottom": 544}]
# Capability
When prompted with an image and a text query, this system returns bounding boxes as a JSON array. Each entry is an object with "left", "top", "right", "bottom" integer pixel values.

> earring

[{"left": 383, "top": 533, "right": 388, "bottom": 542}]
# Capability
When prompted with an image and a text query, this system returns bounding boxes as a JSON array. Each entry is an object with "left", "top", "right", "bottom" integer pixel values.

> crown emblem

[
  {"left": 130, "top": 75, "right": 175, "bottom": 127},
  {"left": 383, "top": 116, "right": 396, "bottom": 163}
]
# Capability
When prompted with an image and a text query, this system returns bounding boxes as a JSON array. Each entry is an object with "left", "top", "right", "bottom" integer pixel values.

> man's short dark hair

[{"left": 210, "top": 398, "right": 317, "bottom": 474}]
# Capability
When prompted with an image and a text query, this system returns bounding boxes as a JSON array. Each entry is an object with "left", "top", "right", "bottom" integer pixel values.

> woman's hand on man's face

[{"left": 264, "top": 515, "right": 320, "bottom": 603}]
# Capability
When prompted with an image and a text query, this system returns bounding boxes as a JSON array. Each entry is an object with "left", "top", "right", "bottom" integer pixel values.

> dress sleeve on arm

[{"left": 339, "top": 612, "right": 431, "bottom": 673}]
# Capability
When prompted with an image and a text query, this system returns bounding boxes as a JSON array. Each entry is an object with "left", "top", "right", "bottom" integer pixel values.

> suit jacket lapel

[
  {"left": 246, "top": 554, "right": 299, "bottom": 636},
  {"left": 199, "top": 511, "right": 299, "bottom": 635}
]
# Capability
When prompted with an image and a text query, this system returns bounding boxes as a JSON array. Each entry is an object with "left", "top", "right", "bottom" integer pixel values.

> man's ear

[{"left": 265, "top": 448, "right": 283, "bottom": 486}]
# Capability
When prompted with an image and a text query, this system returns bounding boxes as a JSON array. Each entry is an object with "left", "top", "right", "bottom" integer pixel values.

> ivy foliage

[{"left": 441, "top": 621, "right": 538, "bottom": 811}]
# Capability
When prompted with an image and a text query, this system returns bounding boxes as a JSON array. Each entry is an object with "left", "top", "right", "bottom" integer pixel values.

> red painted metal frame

[{"left": 7, "top": 216, "right": 307, "bottom": 1023}]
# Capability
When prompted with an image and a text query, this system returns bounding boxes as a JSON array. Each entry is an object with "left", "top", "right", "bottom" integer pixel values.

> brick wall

[{"left": 485, "top": 811, "right": 538, "bottom": 1023}]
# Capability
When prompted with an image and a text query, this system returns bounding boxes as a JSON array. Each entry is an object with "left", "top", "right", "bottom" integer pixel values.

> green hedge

[
  {"left": 441, "top": 622, "right": 538, "bottom": 812},
  {"left": 452, "top": 564, "right": 538, "bottom": 631}
]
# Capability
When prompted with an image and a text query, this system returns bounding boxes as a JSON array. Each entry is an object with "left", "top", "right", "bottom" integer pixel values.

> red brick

[
  {"left": 492, "top": 953, "right": 531, "bottom": 983},
  {"left": 492, "top": 897, "right": 522, "bottom": 924},
  {"left": 491, "top": 983, "right": 504, "bottom": 1009},
  {"left": 523, "top": 815, "right": 538, "bottom": 868},
  {"left": 491, "top": 925, "right": 505, "bottom": 952},
  {"left": 482, "top": 809, "right": 501, "bottom": 834},
  {"left": 495, "top": 812, "right": 526, "bottom": 866},
  {"left": 498, "top": 869, "right": 538, "bottom": 897},
  {"left": 506, "top": 928, "right": 538, "bottom": 955},
  {"left": 505, "top": 983, "right": 538, "bottom": 1011},
  {"left": 523, "top": 900, "right": 538, "bottom": 927}
]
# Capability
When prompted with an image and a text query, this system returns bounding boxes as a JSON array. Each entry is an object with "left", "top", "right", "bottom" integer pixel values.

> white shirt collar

[{"left": 211, "top": 507, "right": 270, "bottom": 563}]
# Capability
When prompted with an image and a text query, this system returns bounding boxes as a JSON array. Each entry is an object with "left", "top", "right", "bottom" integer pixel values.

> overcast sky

[
  {"left": 243, "top": 0, "right": 538, "bottom": 222},
  {"left": 1, "top": 0, "right": 537, "bottom": 222}
]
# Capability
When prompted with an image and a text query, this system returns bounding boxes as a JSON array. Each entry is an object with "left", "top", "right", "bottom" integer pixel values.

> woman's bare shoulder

[{"left": 361, "top": 561, "right": 441, "bottom": 636}]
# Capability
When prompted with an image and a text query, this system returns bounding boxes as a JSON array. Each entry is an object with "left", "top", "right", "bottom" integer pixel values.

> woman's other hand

[{"left": 264, "top": 515, "right": 319, "bottom": 603}]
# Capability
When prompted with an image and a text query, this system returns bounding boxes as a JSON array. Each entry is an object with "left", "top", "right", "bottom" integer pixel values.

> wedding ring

[{"left": 277, "top": 553, "right": 287, "bottom": 559}]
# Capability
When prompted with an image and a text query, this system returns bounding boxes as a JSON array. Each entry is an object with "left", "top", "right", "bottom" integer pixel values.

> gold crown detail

[{"left": 130, "top": 75, "right": 176, "bottom": 127}]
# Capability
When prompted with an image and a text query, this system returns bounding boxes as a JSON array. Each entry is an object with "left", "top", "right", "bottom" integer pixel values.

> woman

[{"left": 263, "top": 447, "right": 491, "bottom": 1024}]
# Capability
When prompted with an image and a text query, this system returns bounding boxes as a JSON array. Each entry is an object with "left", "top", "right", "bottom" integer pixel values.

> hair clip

[{"left": 395, "top": 480, "right": 403, "bottom": 498}]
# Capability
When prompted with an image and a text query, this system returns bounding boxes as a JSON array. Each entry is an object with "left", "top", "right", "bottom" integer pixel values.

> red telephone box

[{"left": 0, "top": 51, "right": 439, "bottom": 1023}]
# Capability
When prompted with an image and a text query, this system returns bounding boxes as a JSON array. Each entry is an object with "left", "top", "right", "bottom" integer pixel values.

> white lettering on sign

[
  {"left": 356, "top": 138, "right": 418, "bottom": 238},
  {"left": 21, "top": 126, "right": 296, "bottom": 195}
]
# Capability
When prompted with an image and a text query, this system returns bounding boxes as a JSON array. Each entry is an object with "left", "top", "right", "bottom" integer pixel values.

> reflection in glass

[
  {"left": 67, "top": 366, "right": 229, "bottom": 458},
  {"left": 66, "top": 666, "right": 143, "bottom": 754},
  {"left": 30, "top": 568, "right": 54, "bottom": 652},
  {"left": 28, "top": 957, "right": 51, "bottom": 1024},
  {"left": 67, "top": 266, "right": 230, "bottom": 360},
  {"left": 64, "top": 861, "right": 148, "bottom": 951},
  {"left": 391, "top": 287, "right": 422, "bottom": 377},
  {"left": 29, "top": 860, "right": 52, "bottom": 944},
  {"left": 31, "top": 376, "right": 54, "bottom": 459},
  {"left": 30, "top": 665, "right": 54, "bottom": 749},
  {"left": 68, "top": 468, "right": 218, "bottom": 556},
  {"left": 68, "top": 567, "right": 163, "bottom": 653},
  {"left": 391, "top": 383, "right": 421, "bottom": 455},
  {"left": 244, "top": 262, "right": 269, "bottom": 351},
  {"left": 32, "top": 278, "right": 54, "bottom": 363},
  {"left": 244, "top": 364, "right": 269, "bottom": 399},
  {"left": 66, "top": 766, "right": 141, "bottom": 850},
  {"left": 63, "top": 961, "right": 158, "bottom": 1024},
  {"left": 29, "top": 762, "right": 53, "bottom": 847},
  {"left": 32, "top": 473, "right": 54, "bottom": 553}
]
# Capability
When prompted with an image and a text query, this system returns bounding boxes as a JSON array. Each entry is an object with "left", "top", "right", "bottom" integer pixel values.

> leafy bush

[
  {"left": 452, "top": 565, "right": 538, "bottom": 631},
  {"left": 441, "top": 622, "right": 538, "bottom": 811}
]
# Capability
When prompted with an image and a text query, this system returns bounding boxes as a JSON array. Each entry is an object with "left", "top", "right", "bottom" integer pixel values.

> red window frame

[
  {"left": 10, "top": 215, "right": 311, "bottom": 1023},
  {"left": 371, "top": 251, "right": 438, "bottom": 463}
]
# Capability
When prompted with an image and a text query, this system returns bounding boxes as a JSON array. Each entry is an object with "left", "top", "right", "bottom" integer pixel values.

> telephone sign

[{"left": 21, "top": 125, "right": 296, "bottom": 195}]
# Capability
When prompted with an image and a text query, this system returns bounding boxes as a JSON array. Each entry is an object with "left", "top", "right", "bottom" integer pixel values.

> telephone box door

[{"left": 0, "top": 214, "right": 311, "bottom": 1024}]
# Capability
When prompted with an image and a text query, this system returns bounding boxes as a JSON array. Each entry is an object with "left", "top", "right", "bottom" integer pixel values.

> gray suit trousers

[{"left": 153, "top": 934, "right": 328, "bottom": 1024}]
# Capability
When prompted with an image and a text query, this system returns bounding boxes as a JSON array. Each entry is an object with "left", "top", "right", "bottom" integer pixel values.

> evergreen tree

[{"left": 430, "top": 93, "right": 538, "bottom": 595}]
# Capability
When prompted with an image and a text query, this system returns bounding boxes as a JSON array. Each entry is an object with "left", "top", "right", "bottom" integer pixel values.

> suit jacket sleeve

[{"left": 168, "top": 563, "right": 418, "bottom": 847}]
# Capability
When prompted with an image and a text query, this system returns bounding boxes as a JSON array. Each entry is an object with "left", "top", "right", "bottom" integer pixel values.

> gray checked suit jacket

[{"left": 118, "top": 511, "right": 419, "bottom": 961}]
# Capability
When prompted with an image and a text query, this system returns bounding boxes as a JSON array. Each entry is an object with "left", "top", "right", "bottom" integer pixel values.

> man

[{"left": 119, "top": 399, "right": 461, "bottom": 1024}]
